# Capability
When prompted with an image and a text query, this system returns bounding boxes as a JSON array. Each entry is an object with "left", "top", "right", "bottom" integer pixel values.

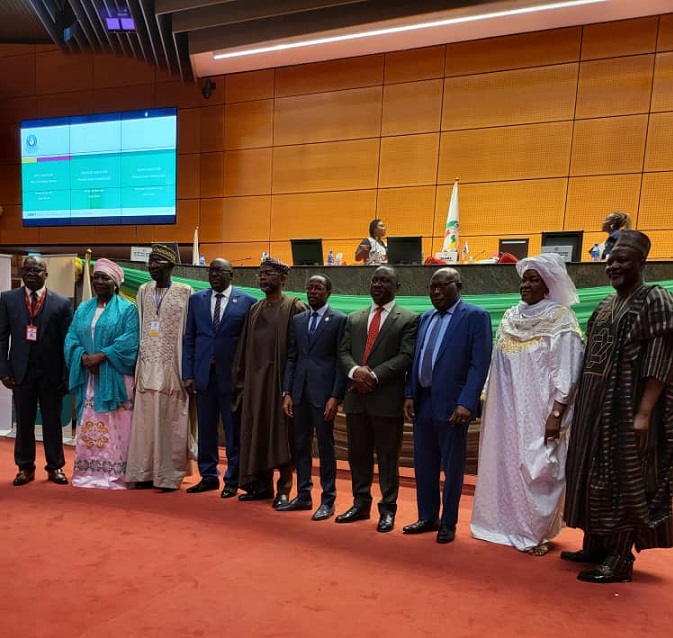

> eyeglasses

[
  {"left": 147, "top": 258, "right": 170, "bottom": 265},
  {"left": 209, "top": 267, "right": 232, "bottom": 274},
  {"left": 428, "top": 281, "right": 459, "bottom": 291},
  {"left": 22, "top": 267, "right": 45, "bottom": 275}
]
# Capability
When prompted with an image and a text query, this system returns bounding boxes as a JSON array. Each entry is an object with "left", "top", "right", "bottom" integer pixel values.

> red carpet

[{"left": 1, "top": 437, "right": 672, "bottom": 638}]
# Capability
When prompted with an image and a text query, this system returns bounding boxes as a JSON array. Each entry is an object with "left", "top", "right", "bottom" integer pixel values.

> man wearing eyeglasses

[
  {"left": 182, "top": 258, "right": 256, "bottom": 497},
  {"left": 402, "top": 268, "right": 492, "bottom": 544},
  {"left": 0, "top": 255, "right": 73, "bottom": 486}
]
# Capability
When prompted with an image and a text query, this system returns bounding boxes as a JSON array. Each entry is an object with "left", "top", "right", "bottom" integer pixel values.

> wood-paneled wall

[{"left": 2, "top": 14, "right": 673, "bottom": 264}]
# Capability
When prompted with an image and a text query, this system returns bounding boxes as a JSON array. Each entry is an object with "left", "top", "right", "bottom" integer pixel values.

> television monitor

[
  {"left": 498, "top": 238, "right": 529, "bottom": 260},
  {"left": 291, "top": 238, "right": 324, "bottom": 266},
  {"left": 541, "top": 231, "right": 584, "bottom": 263},
  {"left": 387, "top": 236, "right": 423, "bottom": 265},
  {"left": 20, "top": 107, "right": 177, "bottom": 226}
]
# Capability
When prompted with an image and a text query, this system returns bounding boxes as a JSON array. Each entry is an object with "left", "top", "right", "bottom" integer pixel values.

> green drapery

[{"left": 119, "top": 265, "right": 673, "bottom": 333}]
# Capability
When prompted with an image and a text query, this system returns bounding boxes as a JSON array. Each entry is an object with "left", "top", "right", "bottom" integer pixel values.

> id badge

[
  {"left": 26, "top": 325, "right": 38, "bottom": 342},
  {"left": 149, "top": 320, "right": 161, "bottom": 337}
]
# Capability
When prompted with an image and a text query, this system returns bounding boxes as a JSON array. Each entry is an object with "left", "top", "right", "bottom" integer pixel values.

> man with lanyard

[
  {"left": 0, "top": 255, "right": 72, "bottom": 486},
  {"left": 125, "top": 244, "right": 194, "bottom": 492}
]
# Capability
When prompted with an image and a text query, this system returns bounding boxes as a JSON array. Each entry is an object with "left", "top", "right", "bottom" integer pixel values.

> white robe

[{"left": 470, "top": 300, "right": 584, "bottom": 551}]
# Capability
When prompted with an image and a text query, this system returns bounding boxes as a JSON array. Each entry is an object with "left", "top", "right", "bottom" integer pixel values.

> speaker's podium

[{"left": 290, "top": 239, "right": 324, "bottom": 266}]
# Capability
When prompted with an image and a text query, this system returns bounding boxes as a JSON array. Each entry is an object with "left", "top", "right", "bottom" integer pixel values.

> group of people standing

[{"left": 1, "top": 229, "right": 672, "bottom": 585}]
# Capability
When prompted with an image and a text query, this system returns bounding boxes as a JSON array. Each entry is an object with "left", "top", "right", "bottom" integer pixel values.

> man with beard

[
  {"left": 233, "top": 257, "right": 306, "bottom": 507},
  {"left": 183, "top": 258, "right": 256, "bottom": 497},
  {"left": 563, "top": 230, "right": 673, "bottom": 583}
]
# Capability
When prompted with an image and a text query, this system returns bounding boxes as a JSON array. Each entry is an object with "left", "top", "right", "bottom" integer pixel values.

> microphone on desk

[{"left": 232, "top": 257, "right": 252, "bottom": 265}]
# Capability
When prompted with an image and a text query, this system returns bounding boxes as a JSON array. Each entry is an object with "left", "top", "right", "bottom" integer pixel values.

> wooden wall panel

[
  {"left": 636, "top": 230, "right": 673, "bottom": 260},
  {"left": 434, "top": 179, "right": 567, "bottom": 236},
  {"left": 224, "top": 148, "right": 272, "bottom": 196},
  {"left": 92, "top": 54, "right": 156, "bottom": 90},
  {"left": 90, "top": 84, "right": 155, "bottom": 114},
  {"left": 0, "top": 44, "right": 37, "bottom": 57},
  {"left": 0, "top": 54, "right": 36, "bottom": 98},
  {"left": 0, "top": 96, "right": 36, "bottom": 124},
  {"left": 444, "top": 28, "right": 581, "bottom": 77},
  {"left": 224, "top": 100, "right": 273, "bottom": 149},
  {"left": 200, "top": 152, "right": 224, "bottom": 198},
  {"left": 37, "top": 224, "right": 96, "bottom": 245},
  {"left": 200, "top": 241, "right": 270, "bottom": 265},
  {"left": 644, "top": 112, "right": 673, "bottom": 172},
  {"left": 272, "top": 140, "right": 379, "bottom": 194},
  {"left": 225, "top": 70, "right": 274, "bottom": 103},
  {"left": 270, "top": 190, "right": 377, "bottom": 240},
  {"left": 177, "top": 154, "right": 200, "bottom": 199},
  {"left": 0, "top": 122, "right": 18, "bottom": 165},
  {"left": 35, "top": 51, "right": 92, "bottom": 95},
  {"left": 93, "top": 225, "right": 140, "bottom": 244},
  {"left": 200, "top": 105, "right": 224, "bottom": 152},
  {"left": 580, "top": 17, "right": 658, "bottom": 60},
  {"left": 438, "top": 122, "right": 573, "bottom": 184},
  {"left": 36, "top": 91, "right": 93, "bottom": 118},
  {"left": 651, "top": 52, "right": 673, "bottom": 112},
  {"left": 155, "top": 78, "right": 204, "bottom": 110},
  {"left": 200, "top": 195, "right": 270, "bottom": 243},
  {"left": 570, "top": 115, "right": 647, "bottom": 176},
  {"left": 376, "top": 186, "right": 436, "bottom": 236},
  {"left": 178, "top": 108, "right": 201, "bottom": 155},
  {"left": 441, "top": 64, "right": 578, "bottom": 130},
  {"left": 379, "top": 134, "right": 439, "bottom": 188},
  {"left": 384, "top": 46, "right": 445, "bottom": 84},
  {"left": 274, "top": 87, "right": 382, "bottom": 146},
  {"left": 0, "top": 205, "right": 39, "bottom": 244},
  {"left": 658, "top": 14, "right": 673, "bottom": 52},
  {"left": 639, "top": 172, "right": 673, "bottom": 230},
  {"left": 575, "top": 55, "right": 655, "bottom": 118},
  {"left": 381, "top": 79, "right": 443, "bottom": 136},
  {"left": 0, "top": 163, "right": 20, "bottom": 205},
  {"left": 276, "top": 56, "right": 384, "bottom": 97},
  {"left": 170, "top": 199, "right": 201, "bottom": 243},
  {"left": 565, "top": 175, "right": 642, "bottom": 231}
]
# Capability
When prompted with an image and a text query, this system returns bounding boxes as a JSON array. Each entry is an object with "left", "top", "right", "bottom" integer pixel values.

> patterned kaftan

[{"left": 471, "top": 300, "right": 584, "bottom": 550}]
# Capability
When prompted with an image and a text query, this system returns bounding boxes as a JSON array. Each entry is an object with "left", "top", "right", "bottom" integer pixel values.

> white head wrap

[{"left": 515, "top": 252, "right": 579, "bottom": 307}]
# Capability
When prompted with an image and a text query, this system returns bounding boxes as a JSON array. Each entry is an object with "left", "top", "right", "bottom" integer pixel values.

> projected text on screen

[{"left": 21, "top": 108, "right": 177, "bottom": 226}]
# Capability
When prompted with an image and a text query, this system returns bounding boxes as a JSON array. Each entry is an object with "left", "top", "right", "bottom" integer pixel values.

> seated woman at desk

[{"left": 355, "top": 218, "right": 388, "bottom": 265}]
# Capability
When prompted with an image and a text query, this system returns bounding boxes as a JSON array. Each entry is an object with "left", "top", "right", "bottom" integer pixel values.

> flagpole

[
  {"left": 192, "top": 226, "right": 200, "bottom": 265},
  {"left": 82, "top": 248, "right": 92, "bottom": 302},
  {"left": 438, "top": 177, "right": 460, "bottom": 262}
]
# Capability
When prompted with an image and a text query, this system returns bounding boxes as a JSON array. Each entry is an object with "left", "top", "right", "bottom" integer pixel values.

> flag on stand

[
  {"left": 441, "top": 179, "right": 459, "bottom": 255},
  {"left": 192, "top": 226, "right": 200, "bottom": 265},
  {"left": 461, "top": 240, "right": 469, "bottom": 262},
  {"left": 82, "top": 249, "right": 92, "bottom": 302}
]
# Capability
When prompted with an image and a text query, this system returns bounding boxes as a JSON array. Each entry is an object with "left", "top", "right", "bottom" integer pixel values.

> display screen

[{"left": 20, "top": 108, "right": 177, "bottom": 226}]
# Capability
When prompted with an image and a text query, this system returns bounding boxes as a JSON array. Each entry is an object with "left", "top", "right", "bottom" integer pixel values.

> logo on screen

[{"left": 25, "top": 135, "right": 38, "bottom": 152}]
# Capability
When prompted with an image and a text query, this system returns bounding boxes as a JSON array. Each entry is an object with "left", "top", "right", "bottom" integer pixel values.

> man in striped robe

[{"left": 563, "top": 230, "right": 673, "bottom": 583}]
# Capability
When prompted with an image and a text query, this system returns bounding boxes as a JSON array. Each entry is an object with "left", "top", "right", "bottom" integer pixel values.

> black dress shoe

[
  {"left": 335, "top": 506, "right": 371, "bottom": 524},
  {"left": 560, "top": 549, "right": 607, "bottom": 564},
  {"left": 134, "top": 480, "right": 154, "bottom": 490},
  {"left": 47, "top": 469, "right": 68, "bottom": 485},
  {"left": 157, "top": 487, "right": 178, "bottom": 493},
  {"left": 276, "top": 497, "right": 313, "bottom": 512},
  {"left": 272, "top": 494, "right": 290, "bottom": 509},
  {"left": 403, "top": 519, "right": 440, "bottom": 535},
  {"left": 12, "top": 469, "right": 35, "bottom": 486},
  {"left": 312, "top": 504, "right": 335, "bottom": 521},
  {"left": 186, "top": 479, "right": 219, "bottom": 493},
  {"left": 577, "top": 554, "right": 633, "bottom": 584},
  {"left": 436, "top": 525, "right": 456, "bottom": 544},
  {"left": 221, "top": 486, "right": 238, "bottom": 499},
  {"left": 238, "top": 490, "right": 273, "bottom": 502},
  {"left": 377, "top": 511, "right": 395, "bottom": 533}
]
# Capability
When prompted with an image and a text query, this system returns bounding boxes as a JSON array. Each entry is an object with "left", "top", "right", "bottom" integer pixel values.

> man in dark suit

[
  {"left": 0, "top": 255, "right": 73, "bottom": 486},
  {"left": 183, "top": 258, "right": 256, "bottom": 497},
  {"left": 280, "top": 275, "right": 346, "bottom": 521},
  {"left": 403, "top": 267, "right": 492, "bottom": 543},
  {"left": 336, "top": 266, "right": 418, "bottom": 533}
]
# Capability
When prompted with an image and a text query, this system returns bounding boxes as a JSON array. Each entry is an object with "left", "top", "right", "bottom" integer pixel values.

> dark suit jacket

[
  {"left": 283, "top": 306, "right": 347, "bottom": 408},
  {"left": 182, "top": 286, "right": 257, "bottom": 394},
  {"left": 0, "top": 287, "right": 73, "bottom": 386},
  {"left": 405, "top": 299, "right": 492, "bottom": 422},
  {"left": 338, "top": 302, "right": 418, "bottom": 418}
]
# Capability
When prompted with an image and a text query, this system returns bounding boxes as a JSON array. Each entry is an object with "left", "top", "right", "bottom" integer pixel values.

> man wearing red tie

[{"left": 336, "top": 266, "right": 418, "bottom": 532}]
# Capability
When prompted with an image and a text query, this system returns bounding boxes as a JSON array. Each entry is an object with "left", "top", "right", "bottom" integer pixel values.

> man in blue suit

[
  {"left": 182, "top": 258, "right": 256, "bottom": 497},
  {"left": 280, "top": 275, "right": 346, "bottom": 521},
  {"left": 403, "top": 267, "right": 492, "bottom": 543}
]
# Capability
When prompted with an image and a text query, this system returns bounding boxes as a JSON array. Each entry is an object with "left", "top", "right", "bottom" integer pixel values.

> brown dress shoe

[
  {"left": 47, "top": 469, "right": 69, "bottom": 485},
  {"left": 13, "top": 469, "right": 35, "bottom": 486}
]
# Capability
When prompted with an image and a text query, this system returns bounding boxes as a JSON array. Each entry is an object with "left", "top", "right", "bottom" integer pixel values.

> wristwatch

[{"left": 551, "top": 409, "right": 561, "bottom": 418}]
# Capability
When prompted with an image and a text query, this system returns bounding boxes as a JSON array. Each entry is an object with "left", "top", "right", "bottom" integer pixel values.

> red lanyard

[{"left": 25, "top": 290, "right": 46, "bottom": 323}]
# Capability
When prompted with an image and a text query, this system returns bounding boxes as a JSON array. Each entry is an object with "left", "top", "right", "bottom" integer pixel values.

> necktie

[
  {"left": 30, "top": 291, "right": 38, "bottom": 314},
  {"left": 362, "top": 306, "right": 383, "bottom": 365},
  {"left": 212, "top": 293, "right": 224, "bottom": 331},
  {"left": 419, "top": 311, "right": 447, "bottom": 387},
  {"left": 308, "top": 311, "right": 320, "bottom": 336}
]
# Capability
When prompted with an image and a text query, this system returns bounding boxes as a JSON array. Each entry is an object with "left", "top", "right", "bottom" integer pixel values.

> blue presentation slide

[{"left": 21, "top": 108, "right": 177, "bottom": 226}]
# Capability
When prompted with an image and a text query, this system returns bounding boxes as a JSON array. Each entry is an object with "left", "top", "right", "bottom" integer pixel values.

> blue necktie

[
  {"left": 308, "top": 311, "right": 320, "bottom": 336},
  {"left": 419, "top": 312, "right": 446, "bottom": 387}
]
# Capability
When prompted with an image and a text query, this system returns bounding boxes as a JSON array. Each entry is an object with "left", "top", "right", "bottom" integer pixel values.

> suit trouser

[
  {"left": 346, "top": 412, "right": 403, "bottom": 514},
  {"left": 413, "top": 389, "right": 469, "bottom": 527},
  {"left": 293, "top": 400, "right": 336, "bottom": 506},
  {"left": 13, "top": 367, "right": 65, "bottom": 472},
  {"left": 582, "top": 531, "right": 635, "bottom": 559},
  {"left": 195, "top": 365, "right": 240, "bottom": 486}
]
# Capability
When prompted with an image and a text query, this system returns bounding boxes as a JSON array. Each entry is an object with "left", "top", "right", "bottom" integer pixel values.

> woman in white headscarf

[
  {"left": 65, "top": 259, "right": 139, "bottom": 489},
  {"left": 470, "top": 253, "right": 584, "bottom": 555}
]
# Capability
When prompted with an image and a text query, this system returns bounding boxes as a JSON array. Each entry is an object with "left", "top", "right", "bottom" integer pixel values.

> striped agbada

[{"left": 564, "top": 284, "right": 673, "bottom": 552}]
